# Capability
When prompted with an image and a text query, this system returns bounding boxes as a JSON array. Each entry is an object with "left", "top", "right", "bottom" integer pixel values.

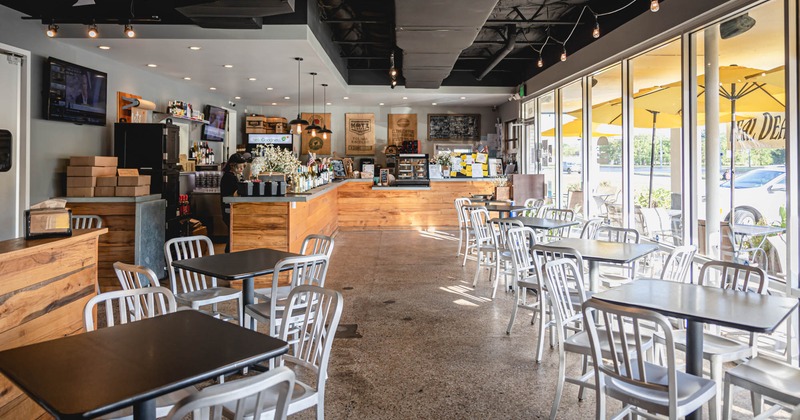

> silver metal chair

[
  {"left": 723, "top": 356, "right": 800, "bottom": 420},
  {"left": 541, "top": 208, "right": 575, "bottom": 240},
  {"left": 659, "top": 245, "right": 697, "bottom": 282},
  {"left": 505, "top": 226, "right": 540, "bottom": 335},
  {"left": 469, "top": 207, "right": 498, "bottom": 294},
  {"left": 595, "top": 225, "right": 641, "bottom": 287},
  {"left": 114, "top": 261, "right": 162, "bottom": 289},
  {"left": 579, "top": 218, "right": 605, "bottom": 239},
  {"left": 255, "top": 234, "right": 334, "bottom": 303},
  {"left": 522, "top": 198, "right": 544, "bottom": 217},
  {"left": 583, "top": 298, "right": 717, "bottom": 420},
  {"left": 165, "top": 235, "right": 244, "bottom": 325},
  {"left": 488, "top": 218, "right": 523, "bottom": 299},
  {"left": 71, "top": 214, "right": 103, "bottom": 229},
  {"left": 461, "top": 205, "right": 481, "bottom": 266},
  {"left": 167, "top": 366, "right": 295, "bottom": 420},
  {"left": 454, "top": 197, "right": 472, "bottom": 258},
  {"left": 84, "top": 288, "right": 195, "bottom": 419},
  {"left": 228, "top": 285, "right": 343, "bottom": 420}
]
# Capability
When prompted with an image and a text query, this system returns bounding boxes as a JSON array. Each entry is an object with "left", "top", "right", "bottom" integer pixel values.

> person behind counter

[{"left": 220, "top": 153, "right": 247, "bottom": 252}]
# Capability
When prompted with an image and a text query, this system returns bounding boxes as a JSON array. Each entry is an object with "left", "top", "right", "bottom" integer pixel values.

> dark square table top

[
  {"left": 493, "top": 216, "right": 580, "bottom": 231},
  {"left": 483, "top": 204, "right": 528, "bottom": 213},
  {"left": 0, "top": 310, "right": 288, "bottom": 419},
  {"left": 171, "top": 248, "right": 301, "bottom": 281},
  {"left": 547, "top": 238, "right": 659, "bottom": 264},
  {"left": 592, "top": 279, "right": 799, "bottom": 333}
]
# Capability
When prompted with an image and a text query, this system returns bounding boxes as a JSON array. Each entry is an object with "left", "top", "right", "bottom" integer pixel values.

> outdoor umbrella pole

[
  {"left": 647, "top": 110, "right": 659, "bottom": 207},
  {"left": 729, "top": 87, "right": 737, "bottom": 228}
]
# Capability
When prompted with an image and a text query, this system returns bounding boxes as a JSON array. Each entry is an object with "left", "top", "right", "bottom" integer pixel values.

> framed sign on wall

[
  {"left": 300, "top": 112, "right": 331, "bottom": 155},
  {"left": 345, "top": 113, "right": 375, "bottom": 155},
  {"left": 428, "top": 114, "right": 481, "bottom": 141},
  {"left": 388, "top": 114, "right": 417, "bottom": 146}
]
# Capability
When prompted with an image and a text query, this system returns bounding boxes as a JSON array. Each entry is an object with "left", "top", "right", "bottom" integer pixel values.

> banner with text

[
  {"left": 736, "top": 112, "right": 786, "bottom": 149},
  {"left": 345, "top": 113, "right": 375, "bottom": 155},
  {"left": 301, "top": 112, "right": 332, "bottom": 155}
]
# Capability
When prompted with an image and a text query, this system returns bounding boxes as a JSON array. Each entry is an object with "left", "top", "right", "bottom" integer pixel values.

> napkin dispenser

[{"left": 25, "top": 208, "right": 72, "bottom": 239}]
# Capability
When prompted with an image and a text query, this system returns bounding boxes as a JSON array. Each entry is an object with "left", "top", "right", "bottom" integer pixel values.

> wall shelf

[{"left": 153, "top": 111, "right": 209, "bottom": 125}]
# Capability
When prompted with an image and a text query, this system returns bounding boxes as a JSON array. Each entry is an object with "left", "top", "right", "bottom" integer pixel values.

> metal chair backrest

[
  {"left": 660, "top": 245, "right": 697, "bottom": 282},
  {"left": 278, "top": 285, "right": 343, "bottom": 397},
  {"left": 469, "top": 207, "right": 494, "bottom": 246},
  {"left": 114, "top": 261, "right": 162, "bottom": 289},
  {"left": 596, "top": 225, "right": 641, "bottom": 244},
  {"left": 166, "top": 366, "right": 295, "bottom": 420},
  {"left": 490, "top": 218, "right": 524, "bottom": 253},
  {"left": 542, "top": 208, "right": 575, "bottom": 238},
  {"left": 83, "top": 286, "right": 177, "bottom": 331},
  {"left": 72, "top": 215, "right": 103, "bottom": 229},
  {"left": 506, "top": 227, "right": 538, "bottom": 279},
  {"left": 580, "top": 218, "right": 605, "bottom": 239},
  {"left": 532, "top": 245, "right": 585, "bottom": 288},
  {"left": 543, "top": 258, "right": 587, "bottom": 329},
  {"left": 455, "top": 197, "right": 472, "bottom": 227},
  {"left": 582, "top": 299, "right": 680, "bottom": 415},
  {"left": 698, "top": 260, "right": 768, "bottom": 293},
  {"left": 164, "top": 235, "right": 217, "bottom": 296},
  {"left": 300, "top": 234, "right": 334, "bottom": 258},
  {"left": 523, "top": 198, "right": 544, "bottom": 217},
  {"left": 263, "top": 255, "right": 330, "bottom": 337}
]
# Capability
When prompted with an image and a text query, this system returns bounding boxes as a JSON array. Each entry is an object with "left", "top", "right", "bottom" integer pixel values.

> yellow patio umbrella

[{"left": 541, "top": 119, "right": 620, "bottom": 137}]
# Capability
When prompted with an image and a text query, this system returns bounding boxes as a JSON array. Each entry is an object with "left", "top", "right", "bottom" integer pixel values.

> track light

[
  {"left": 650, "top": 0, "right": 659, "bottom": 12},
  {"left": 87, "top": 24, "right": 99, "bottom": 38},
  {"left": 592, "top": 20, "right": 600, "bottom": 38},
  {"left": 124, "top": 24, "right": 135, "bottom": 38},
  {"left": 46, "top": 24, "right": 58, "bottom": 38},
  {"left": 560, "top": 47, "right": 567, "bottom": 62}
]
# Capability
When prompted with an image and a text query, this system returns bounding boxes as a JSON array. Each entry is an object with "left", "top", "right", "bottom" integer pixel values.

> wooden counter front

[{"left": 0, "top": 229, "right": 106, "bottom": 418}]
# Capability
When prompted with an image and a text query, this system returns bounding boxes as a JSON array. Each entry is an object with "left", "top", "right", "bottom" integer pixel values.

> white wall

[
  {"left": 242, "top": 104, "right": 499, "bottom": 164},
  {"left": 0, "top": 6, "right": 231, "bottom": 203}
]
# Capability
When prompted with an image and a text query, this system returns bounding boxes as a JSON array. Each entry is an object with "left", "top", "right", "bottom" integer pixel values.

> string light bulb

[
  {"left": 124, "top": 24, "right": 135, "bottom": 38},
  {"left": 390, "top": 67, "right": 397, "bottom": 77},
  {"left": 296, "top": 124, "right": 302, "bottom": 134},
  {"left": 46, "top": 24, "right": 58, "bottom": 38},
  {"left": 650, "top": 0, "right": 659, "bottom": 12},
  {"left": 537, "top": 55, "right": 543, "bottom": 68},
  {"left": 391, "top": 79, "right": 397, "bottom": 88},
  {"left": 592, "top": 20, "right": 600, "bottom": 38},
  {"left": 87, "top": 24, "right": 99, "bottom": 38},
  {"left": 560, "top": 47, "right": 567, "bottom": 62}
]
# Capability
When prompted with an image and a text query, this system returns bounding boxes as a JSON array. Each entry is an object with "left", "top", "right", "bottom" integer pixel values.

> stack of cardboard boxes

[
  {"left": 66, "top": 156, "right": 152, "bottom": 197},
  {"left": 245, "top": 115, "right": 288, "bottom": 134}
]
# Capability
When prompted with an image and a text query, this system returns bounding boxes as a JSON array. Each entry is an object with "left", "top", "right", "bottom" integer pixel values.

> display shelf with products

[{"left": 394, "top": 154, "right": 429, "bottom": 186}]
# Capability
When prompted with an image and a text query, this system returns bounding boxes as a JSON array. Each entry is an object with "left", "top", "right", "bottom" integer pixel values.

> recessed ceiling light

[
  {"left": 183, "top": 77, "right": 191, "bottom": 80},
  {"left": 271, "top": 102, "right": 277, "bottom": 105},
  {"left": 98, "top": 46, "right": 110, "bottom": 50},
  {"left": 223, "top": 64, "right": 234, "bottom": 68},
  {"left": 234, "top": 96, "right": 241, "bottom": 99},
  {"left": 460, "top": 96, "right": 466, "bottom": 100},
  {"left": 188, "top": 46, "right": 201, "bottom": 50},
  {"left": 343, "top": 96, "right": 349, "bottom": 100},
  {"left": 432, "top": 102, "right": 437, "bottom": 105},
  {"left": 147, "top": 64, "right": 158, "bottom": 68},
  {"left": 248, "top": 77, "right": 257, "bottom": 81},
  {"left": 326, "top": 102, "right": 332, "bottom": 106},
  {"left": 284, "top": 96, "right": 290, "bottom": 100},
  {"left": 210, "top": 87, "right": 217, "bottom": 90},
  {"left": 402, "top": 96, "right": 408, "bottom": 100},
  {"left": 266, "top": 87, "right": 274, "bottom": 91},
  {"left": 379, "top": 103, "right": 384, "bottom": 106}
]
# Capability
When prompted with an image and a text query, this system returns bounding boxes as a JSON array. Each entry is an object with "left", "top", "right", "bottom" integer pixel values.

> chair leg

[
  {"left": 317, "top": 393, "right": 325, "bottom": 420},
  {"left": 722, "top": 375, "right": 732, "bottom": 420},
  {"left": 550, "top": 346, "right": 567, "bottom": 420},
  {"left": 237, "top": 296, "right": 244, "bottom": 327},
  {"left": 751, "top": 391, "right": 762, "bottom": 417},
  {"left": 456, "top": 226, "right": 464, "bottom": 257},
  {"left": 472, "top": 250, "right": 483, "bottom": 287},
  {"left": 595, "top": 379, "right": 607, "bottom": 420},
  {"left": 578, "top": 354, "right": 588, "bottom": 401},
  {"left": 462, "top": 232, "right": 472, "bottom": 267},
  {"left": 536, "top": 300, "right": 547, "bottom": 363},
  {"left": 506, "top": 292, "right": 519, "bottom": 334},
  {"left": 709, "top": 358, "right": 722, "bottom": 420}
]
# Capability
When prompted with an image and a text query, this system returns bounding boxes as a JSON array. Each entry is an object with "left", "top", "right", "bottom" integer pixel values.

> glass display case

[{"left": 394, "top": 154, "right": 430, "bottom": 186}]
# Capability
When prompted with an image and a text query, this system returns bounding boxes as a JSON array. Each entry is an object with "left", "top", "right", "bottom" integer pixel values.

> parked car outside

[{"left": 701, "top": 166, "right": 785, "bottom": 224}]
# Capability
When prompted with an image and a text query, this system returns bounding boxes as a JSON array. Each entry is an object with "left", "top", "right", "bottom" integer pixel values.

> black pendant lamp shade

[
  {"left": 289, "top": 57, "right": 308, "bottom": 131},
  {"left": 305, "top": 72, "right": 322, "bottom": 134},
  {"left": 320, "top": 83, "right": 332, "bottom": 136}
]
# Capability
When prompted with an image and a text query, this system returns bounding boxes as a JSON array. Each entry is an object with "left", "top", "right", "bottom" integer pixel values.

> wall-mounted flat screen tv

[
  {"left": 44, "top": 57, "right": 107, "bottom": 126},
  {"left": 202, "top": 105, "right": 227, "bottom": 142}
]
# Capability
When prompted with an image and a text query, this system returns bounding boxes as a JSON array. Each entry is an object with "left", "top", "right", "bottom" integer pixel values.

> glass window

[
  {"left": 631, "top": 38, "right": 683, "bottom": 244},
  {"left": 559, "top": 81, "right": 584, "bottom": 218},
  {"left": 538, "top": 92, "right": 557, "bottom": 204},
  {"left": 588, "top": 65, "right": 623, "bottom": 226}
]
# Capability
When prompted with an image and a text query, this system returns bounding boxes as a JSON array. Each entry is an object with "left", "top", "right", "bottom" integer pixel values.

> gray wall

[
  {"left": 242, "top": 103, "right": 499, "bottom": 163},
  {"left": 498, "top": 100, "right": 519, "bottom": 123},
  {"left": 0, "top": 6, "right": 231, "bottom": 204}
]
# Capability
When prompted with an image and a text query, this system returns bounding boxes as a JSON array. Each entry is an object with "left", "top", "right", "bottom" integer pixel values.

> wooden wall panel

[
  {"left": 0, "top": 230, "right": 103, "bottom": 418},
  {"left": 68, "top": 202, "right": 136, "bottom": 292},
  {"left": 337, "top": 181, "right": 493, "bottom": 230}
]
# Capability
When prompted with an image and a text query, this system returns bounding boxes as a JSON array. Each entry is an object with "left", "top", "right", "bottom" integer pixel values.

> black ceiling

[{"left": 0, "top": 0, "right": 656, "bottom": 87}]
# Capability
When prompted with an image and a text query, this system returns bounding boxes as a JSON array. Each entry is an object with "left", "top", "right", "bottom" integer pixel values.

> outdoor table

[
  {"left": 0, "top": 310, "right": 289, "bottom": 420},
  {"left": 730, "top": 224, "right": 786, "bottom": 258},
  {"left": 547, "top": 238, "right": 658, "bottom": 291},
  {"left": 493, "top": 216, "right": 580, "bottom": 232},
  {"left": 592, "top": 279, "right": 798, "bottom": 420}
]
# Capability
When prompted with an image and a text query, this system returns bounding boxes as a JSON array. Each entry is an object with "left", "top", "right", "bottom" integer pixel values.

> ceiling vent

[{"left": 177, "top": 0, "right": 295, "bottom": 29}]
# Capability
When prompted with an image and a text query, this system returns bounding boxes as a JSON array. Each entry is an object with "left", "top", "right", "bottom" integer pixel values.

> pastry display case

[{"left": 394, "top": 154, "right": 430, "bottom": 186}]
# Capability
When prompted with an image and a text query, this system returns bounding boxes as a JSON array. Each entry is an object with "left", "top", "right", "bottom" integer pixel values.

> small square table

[
  {"left": 493, "top": 216, "right": 580, "bottom": 232},
  {"left": 592, "top": 279, "right": 799, "bottom": 420},
  {"left": 0, "top": 310, "right": 289, "bottom": 420},
  {"left": 482, "top": 203, "right": 528, "bottom": 216},
  {"left": 547, "top": 238, "right": 659, "bottom": 291}
]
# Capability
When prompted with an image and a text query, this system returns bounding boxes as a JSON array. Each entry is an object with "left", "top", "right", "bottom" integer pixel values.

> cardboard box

[
  {"left": 67, "top": 176, "right": 97, "bottom": 188},
  {"left": 94, "top": 186, "right": 116, "bottom": 197},
  {"left": 67, "top": 166, "right": 117, "bottom": 177},
  {"left": 245, "top": 127, "right": 269, "bottom": 134},
  {"left": 115, "top": 186, "right": 150, "bottom": 197},
  {"left": 117, "top": 175, "right": 151, "bottom": 186},
  {"left": 67, "top": 187, "right": 95, "bottom": 197},
  {"left": 245, "top": 115, "right": 267, "bottom": 129},
  {"left": 69, "top": 156, "right": 118, "bottom": 167},
  {"left": 96, "top": 176, "right": 117, "bottom": 187}
]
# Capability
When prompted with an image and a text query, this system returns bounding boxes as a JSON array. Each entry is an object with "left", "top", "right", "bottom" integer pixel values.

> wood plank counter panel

[
  {"left": 0, "top": 229, "right": 105, "bottom": 419},
  {"left": 288, "top": 186, "right": 338, "bottom": 253},
  {"left": 337, "top": 180, "right": 494, "bottom": 230}
]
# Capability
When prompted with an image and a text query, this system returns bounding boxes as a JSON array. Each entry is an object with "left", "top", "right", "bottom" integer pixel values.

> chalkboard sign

[
  {"left": 331, "top": 160, "right": 346, "bottom": 178},
  {"left": 428, "top": 114, "right": 481, "bottom": 141}
]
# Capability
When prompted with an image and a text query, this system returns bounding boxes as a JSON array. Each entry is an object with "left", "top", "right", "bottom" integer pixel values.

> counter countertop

[
  {"left": 58, "top": 194, "right": 163, "bottom": 203},
  {"left": 0, "top": 228, "right": 108, "bottom": 256}
]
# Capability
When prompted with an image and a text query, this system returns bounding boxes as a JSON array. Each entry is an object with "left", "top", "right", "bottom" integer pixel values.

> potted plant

[{"left": 436, "top": 151, "right": 453, "bottom": 178}]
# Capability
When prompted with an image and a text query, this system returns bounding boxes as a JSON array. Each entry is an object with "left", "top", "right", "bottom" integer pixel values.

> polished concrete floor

[{"left": 279, "top": 230, "right": 782, "bottom": 420}]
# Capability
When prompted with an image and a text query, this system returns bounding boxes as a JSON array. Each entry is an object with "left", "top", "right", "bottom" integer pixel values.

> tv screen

[
  {"left": 248, "top": 133, "right": 292, "bottom": 146},
  {"left": 44, "top": 57, "right": 107, "bottom": 126},
  {"left": 202, "top": 106, "right": 227, "bottom": 141}
]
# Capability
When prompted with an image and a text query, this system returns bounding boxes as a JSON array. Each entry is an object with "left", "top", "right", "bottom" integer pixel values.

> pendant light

[
  {"left": 289, "top": 57, "right": 309, "bottom": 134},
  {"left": 320, "top": 83, "right": 332, "bottom": 140},
  {"left": 305, "top": 72, "right": 322, "bottom": 137}
]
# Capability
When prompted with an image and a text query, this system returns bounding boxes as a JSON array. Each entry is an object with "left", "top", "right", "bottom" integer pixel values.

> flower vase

[{"left": 442, "top": 166, "right": 450, "bottom": 178}]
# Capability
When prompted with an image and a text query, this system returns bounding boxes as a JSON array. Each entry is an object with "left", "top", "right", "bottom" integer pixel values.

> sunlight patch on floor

[
  {"left": 417, "top": 229, "right": 458, "bottom": 242},
  {"left": 439, "top": 284, "right": 493, "bottom": 304}
]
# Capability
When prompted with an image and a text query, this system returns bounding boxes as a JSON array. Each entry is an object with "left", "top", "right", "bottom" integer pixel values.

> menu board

[
  {"left": 428, "top": 114, "right": 481, "bottom": 141},
  {"left": 300, "top": 112, "right": 332, "bottom": 155},
  {"left": 345, "top": 113, "right": 375, "bottom": 155},
  {"left": 388, "top": 114, "right": 417, "bottom": 146}
]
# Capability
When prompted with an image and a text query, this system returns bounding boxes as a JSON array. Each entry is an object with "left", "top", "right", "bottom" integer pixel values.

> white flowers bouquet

[
  {"left": 435, "top": 151, "right": 453, "bottom": 167},
  {"left": 250, "top": 144, "right": 301, "bottom": 176}
]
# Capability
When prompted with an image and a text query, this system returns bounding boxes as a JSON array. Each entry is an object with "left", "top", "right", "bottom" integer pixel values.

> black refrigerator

[{"left": 114, "top": 122, "right": 182, "bottom": 238}]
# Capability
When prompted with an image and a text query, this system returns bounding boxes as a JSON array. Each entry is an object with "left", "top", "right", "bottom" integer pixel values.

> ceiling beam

[
  {"left": 472, "top": 40, "right": 544, "bottom": 45},
  {"left": 322, "top": 19, "right": 390, "bottom": 24},
  {"left": 484, "top": 19, "right": 582, "bottom": 25}
]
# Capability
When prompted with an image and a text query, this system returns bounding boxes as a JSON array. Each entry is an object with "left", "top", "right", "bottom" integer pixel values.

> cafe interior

[{"left": 0, "top": 0, "right": 799, "bottom": 419}]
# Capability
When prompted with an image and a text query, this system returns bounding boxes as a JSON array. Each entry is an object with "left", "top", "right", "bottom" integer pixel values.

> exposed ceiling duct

[
  {"left": 176, "top": 0, "right": 295, "bottom": 29},
  {"left": 475, "top": 24, "right": 515, "bottom": 81},
  {"left": 395, "top": 0, "right": 498, "bottom": 89}
]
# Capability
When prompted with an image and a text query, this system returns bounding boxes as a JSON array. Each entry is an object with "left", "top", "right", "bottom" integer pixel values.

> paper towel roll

[{"left": 133, "top": 99, "right": 156, "bottom": 111}]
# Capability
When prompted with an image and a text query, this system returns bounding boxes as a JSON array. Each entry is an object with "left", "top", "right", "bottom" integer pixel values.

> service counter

[
  {"left": 0, "top": 229, "right": 106, "bottom": 418},
  {"left": 60, "top": 194, "right": 166, "bottom": 292}
]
